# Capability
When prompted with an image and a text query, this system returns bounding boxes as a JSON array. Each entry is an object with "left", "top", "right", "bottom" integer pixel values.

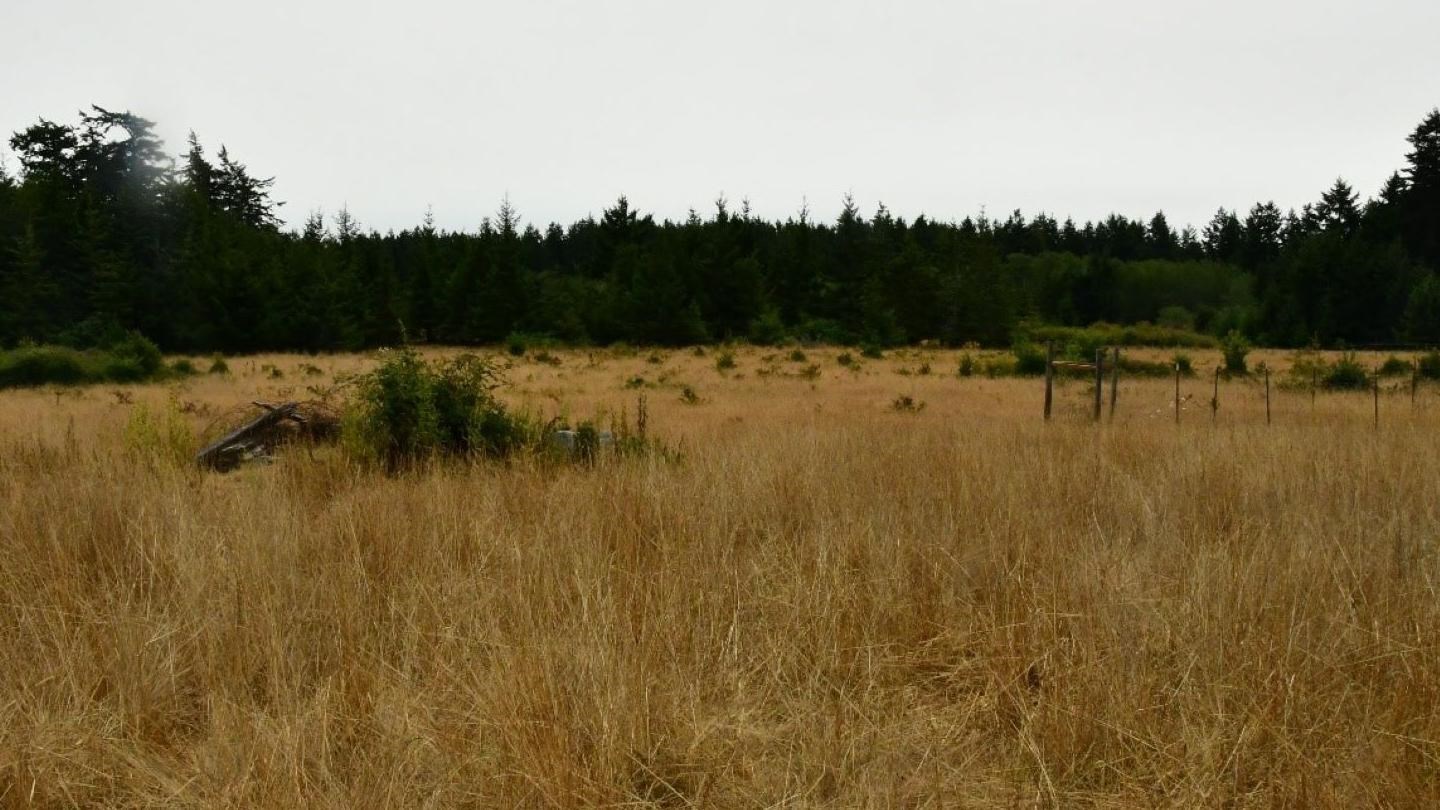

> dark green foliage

[
  {"left": 714, "top": 350, "right": 736, "bottom": 372},
  {"left": 0, "top": 345, "right": 90, "bottom": 387},
  {"left": 1324, "top": 353, "right": 1371, "bottom": 390},
  {"left": 342, "top": 348, "right": 535, "bottom": 469},
  {"left": 169, "top": 358, "right": 197, "bottom": 375},
  {"left": 787, "top": 349, "right": 808, "bottom": 363},
  {"left": 1011, "top": 342, "right": 1048, "bottom": 376},
  {"left": 1173, "top": 353, "right": 1195, "bottom": 376},
  {"left": 2, "top": 106, "right": 1440, "bottom": 355},
  {"left": 836, "top": 352, "right": 856, "bottom": 368},
  {"left": 0, "top": 335, "right": 171, "bottom": 389},
  {"left": 1221, "top": 330, "right": 1251, "bottom": 375},
  {"left": 1378, "top": 355, "right": 1413, "bottom": 376},
  {"left": 1419, "top": 351, "right": 1440, "bottom": 380},
  {"left": 958, "top": 353, "right": 976, "bottom": 377},
  {"left": 208, "top": 354, "right": 229, "bottom": 374},
  {"left": 860, "top": 344, "right": 884, "bottom": 360},
  {"left": 1018, "top": 322, "right": 1218, "bottom": 350}
]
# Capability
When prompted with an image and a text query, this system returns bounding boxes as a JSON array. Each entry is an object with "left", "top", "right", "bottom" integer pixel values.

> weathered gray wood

[
  {"left": 1093, "top": 348, "right": 1104, "bottom": 422},
  {"left": 1211, "top": 367, "right": 1220, "bottom": 424},
  {"left": 1108, "top": 347, "right": 1120, "bottom": 422},
  {"left": 1043, "top": 341, "right": 1053, "bottom": 421},
  {"left": 196, "top": 401, "right": 302, "bottom": 471},
  {"left": 1174, "top": 361, "right": 1181, "bottom": 425}
]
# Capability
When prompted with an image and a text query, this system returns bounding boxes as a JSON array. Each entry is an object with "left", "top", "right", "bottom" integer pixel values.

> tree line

[{"left": 1, "top": 105, "right": 1438, "bottom": 353}]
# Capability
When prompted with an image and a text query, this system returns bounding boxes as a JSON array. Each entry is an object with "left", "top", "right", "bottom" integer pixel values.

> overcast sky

[{"left": 4, "top": 0, "right": 1437, "bottom": 234}]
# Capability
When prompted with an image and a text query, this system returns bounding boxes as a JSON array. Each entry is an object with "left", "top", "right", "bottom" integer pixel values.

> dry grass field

[{"left": 3, "top": 345, "right": 1440, "bottom": 807}]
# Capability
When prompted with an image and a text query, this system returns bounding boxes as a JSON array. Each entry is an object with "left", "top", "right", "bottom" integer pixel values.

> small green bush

[
  {"left": 0, "top": 345, "right": 90, "bottom": 387},
  {"left": 958, "top": 353, "right": 976, "bottom": 377},
  {"left": 837, "top": 352, "right": 856, "bottom": 368},
  {"left": 1419, "top": 351, "right": 1440, "bottom": 380},
  {"left": 1324, "top": 352, "right": 1370, "bottom": 390},
  {"left": 860, "top": 344, "right": 884, "bottom": 360},
  {"left": 170, "top": 358, "right": 198, "bottom": 376},
  {"left": 208, "top": 354, "right": 230, "bottom": 375},
  {"left": 1378, "top": 355, "right": 1413, "bottom": 377},
  {"left": 342, "top": 348, "right": 537, "bottom": 469},
  {"left": 1011, "top": 342, "right": 1048, "bottom": 376},
  {"left": 788, "top": 349, "right": 808, "bottom": 363},
  {"left": 1173, "top": 353, "right": 1195, "bottom": 376},
  {"left": 1221, "top": 330, "right": 1250, "bottom": 376},
  {"left": 714, "top": 351, "right": 736, "bottom": 372}
]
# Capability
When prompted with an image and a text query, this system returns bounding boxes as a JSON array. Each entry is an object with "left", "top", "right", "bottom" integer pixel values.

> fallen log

[{"left": 196, "top": 401, "right": 302, "bottom": 471}]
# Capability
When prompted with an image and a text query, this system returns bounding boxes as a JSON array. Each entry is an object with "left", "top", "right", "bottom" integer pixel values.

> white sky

[{"left": 3, "top": 0, "right": 1437, "bottom": 234}]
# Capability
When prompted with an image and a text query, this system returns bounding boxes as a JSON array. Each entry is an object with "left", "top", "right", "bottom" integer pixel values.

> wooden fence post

[
  {"left": 1109, "top": 347, "right": 1120, "bottom": 422},
  {"left": 1043, "top": 341, "right": 1053, "bottom": 421},
  {"left": 1174, "top": 361, "right": 1181, "bottom": 425},
  {"left": 1265, "top": 366, "right": 1271, "bottom": 425},
  {"left": 1211, "top": 367, "right": 1220, "bottom": 424},
  {"left": 1093, "top": 348, "right": 1104, "bottom": 422},
  {"left": 1374, "top": 373, "right": 1380, "bottom": 430},
  {"left": 1412, "top": 359, "right": 1419, "bottom": 409}
]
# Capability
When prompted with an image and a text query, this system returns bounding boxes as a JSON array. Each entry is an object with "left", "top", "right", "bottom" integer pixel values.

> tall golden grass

[{"left": 2, "top": 346, "right": 1439, "bottom": 806}]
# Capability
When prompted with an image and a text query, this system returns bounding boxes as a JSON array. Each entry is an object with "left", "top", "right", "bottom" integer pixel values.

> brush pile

[{"left": 196, "top": 400, "right": 340, "bottom": 471}]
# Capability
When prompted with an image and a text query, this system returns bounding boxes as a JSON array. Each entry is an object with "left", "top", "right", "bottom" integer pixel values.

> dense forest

[{"left": 1, "top": 106, "right": 1438, "bottom": 353}]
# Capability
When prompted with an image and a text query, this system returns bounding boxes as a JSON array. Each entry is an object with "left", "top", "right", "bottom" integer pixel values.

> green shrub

[
  {"left": 1324, "top": 352, "right": 1370, "bottom": 390},
  {"left": 1419, "top": 351, "right": 1440, "bottom": 380},
  {"left": 679, "top": 385, "right": 701, "bottom": 405},
  {"left": 1173, "top": 353, "right": 1194, "bottom": 376},
  {"left": 714, "top": 350, "right": 736, "bottom": 372},
  {"left": 788, "top": 349, "right": 808, "bottom": 363},
  {"left": 0, "top": 345, "right": 91, "bottom": 387},
  {"left": 860, "top": 344, "right": 884, "bottom": 360},
  {"left": 1011, "top": 342, "right": 1048, "bottom": 376},
  {"left": 837, "top": 352, "right": 856, "bottom": 368},
  {"left": 506, "top": 333, "right": 528, "bottom": 356},
  {"left": 1221, "top": 330, "right": 1250, "bottom": 376},
  {"left": 1378, "top": 355, "right": 1413, "bottom": 377},
  {"left": 208, "top": 354, "right": 230, "bottom": 375},
  {"left": 342, "top": 348, "right": 536, "bottom": 469},
  {"left": 747, "top": 309, "right": 788, "bottom": 346},
  {"left": 1157, "top": 305, "right": 1196, "bottom": 331},
  {"left": 958, "top": 353, "right": 976, "bottom": 377},
  {"left": 1017, "top": 321, "right": 1218, "bottom": 350},
  {"left": 170, "top": 358, "right": 198, "bottom": 376}
]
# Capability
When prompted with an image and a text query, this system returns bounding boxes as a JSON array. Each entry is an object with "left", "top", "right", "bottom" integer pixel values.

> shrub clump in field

[
  {"left": 958, "top": 353, "right": 976, "bottom": 377},
  {"left": 1324, "top": 352, "right": 1370, "bottom": 390},
  {"left": 890, "top": 394, "right": 925, "bottom": 413},
  {"left": 1011, "top": 342, "right": 1048, "bottom": 376},
  {"left": 837, "top": 352, "right": 856, "bottom": 369},
  {"left": 1419, "top": 351, "right": 1440, "bottom": 380},
  {"left": 342, "top": 348, "right": 536, "bottom": 469},
  {"left": 1221, "top": 330, "right": 1250, "bottom": 376},
  {"left": 0, "top": 331, "right": 168, "bottom": 388},
  {"left": 208, "top": 354, "right": 230, "bottom": 375},
  {"left": 714, "top": 350, "right": 737, "bottom": 372},
  {"left": 1378, "top": 355, "right": 1413, "bottom": 377}
]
